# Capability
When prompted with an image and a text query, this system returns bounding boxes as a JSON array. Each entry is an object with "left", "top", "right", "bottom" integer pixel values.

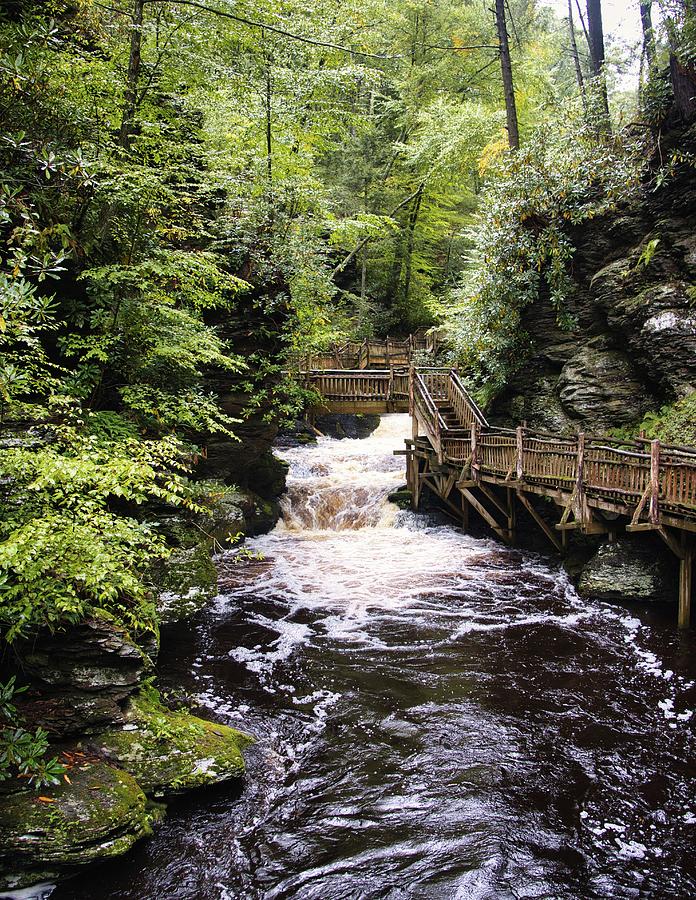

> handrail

[
  {"left": 295, "top": 333, "right": 438, "bottom": 371},
  {"left": 448, "top": 369, "right": 488, "bottom": 429}
]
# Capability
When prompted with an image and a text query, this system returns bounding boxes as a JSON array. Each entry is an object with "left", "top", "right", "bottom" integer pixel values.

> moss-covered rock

[
  {"left": 387, "top": 488, "right": 413, "bottom": 509},
  {"left": 90, "top": 692, "right": 254, "bottom": 798},
  {"left": 577, "top": 537, "right": 678, "bottom": 603},
  {"left": 155, "top": 539, "right": 218, "bottom": 624},
  {"left": 0, "top": 762, "right": 156, "bottom": 891}
]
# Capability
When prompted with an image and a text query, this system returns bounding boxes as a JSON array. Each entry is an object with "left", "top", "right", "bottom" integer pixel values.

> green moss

[
  {"left": 0, "top": 762, "right": 155, "bottom": 890},
  {"left": 92, "top": 690, "right": 254, "bottom": 797},
  {"left": 154, "top": 536, "right": 218, "bottom": 624},
  {"left": 387, "top": 489, "right": 413, "bottom": 510},
  {"left": 612, "top": 393, "right": 696, "bottom": 446}
]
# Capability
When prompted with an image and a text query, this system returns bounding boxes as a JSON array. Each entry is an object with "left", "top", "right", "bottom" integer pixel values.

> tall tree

[
  {"left": 585, "top": 0, "right": 610, "bottom": 121},
  {"left": 640, "top": 1, "right": 656, "bottom": 68},
  {"left": 568, "top": 0, "right": 587, "bottom": 107},
  {"left": 494, "top": 0, "right": 519, "bottom": 150},
  {"left": 119, "top": 0, "right": 145, "bottom": 149}
]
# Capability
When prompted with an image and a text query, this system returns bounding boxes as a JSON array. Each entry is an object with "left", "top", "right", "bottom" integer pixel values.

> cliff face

[{"left": 490, "top": 137, "right": 696, "bottom": 435}]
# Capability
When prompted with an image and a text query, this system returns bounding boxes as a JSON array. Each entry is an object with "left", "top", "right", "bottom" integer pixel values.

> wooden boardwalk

[{"left": 303, "top": 363, "right": 696, "bottom": 628}]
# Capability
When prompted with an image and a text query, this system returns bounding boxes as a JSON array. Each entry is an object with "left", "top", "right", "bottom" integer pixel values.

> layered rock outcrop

[{"left": 491, "top": 133, "right": 696, "bottom": 434}]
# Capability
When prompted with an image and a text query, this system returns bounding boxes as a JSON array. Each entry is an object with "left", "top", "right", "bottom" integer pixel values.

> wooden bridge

[{"left": 303, "top": 364, "right": 696, "bottom": 628}]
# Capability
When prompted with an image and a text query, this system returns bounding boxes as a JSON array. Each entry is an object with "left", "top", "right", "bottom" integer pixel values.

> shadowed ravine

[{"left": 56, "top": 414, "right": 696, "bottom": 899}]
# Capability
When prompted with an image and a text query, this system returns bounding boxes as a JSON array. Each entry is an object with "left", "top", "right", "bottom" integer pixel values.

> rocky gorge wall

[{"left": 490, "top": 131, "right": 696, "bottom": 436}]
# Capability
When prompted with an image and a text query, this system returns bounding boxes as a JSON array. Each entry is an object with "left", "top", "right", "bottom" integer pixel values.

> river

[{"left": 55, "top": 414, "right": 696, "bottom": 899}]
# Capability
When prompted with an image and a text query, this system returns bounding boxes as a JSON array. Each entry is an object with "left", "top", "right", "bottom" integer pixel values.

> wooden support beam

[
  {"left": 461, "top": 491, "right": 470, "bottom": 530},
  {"left": 626, "top": 522, "right": 658, "bottom": 533},
  {"left": 477, "top": 483, "right": 510, "bottom": 520},
  {"left": 656, "top": 526, "right": 685, "bottom": 560},
  {"left": 516, "top": 491, "right": 563, "bottom": 552},
  {"left": 421, "top": 475, "right": 467, "bottom": 522},
  {"left": 460, "top": 487, "right": 510, "bottom": 543},
  {"left": 649, "top": 439, "right": 661, "bottom": 524},
  {"left": 507, "top": 487, "right": 516, "bottom": 544},
  {"left": 679, "top": 540, "right": 693, "bottom": 630}
]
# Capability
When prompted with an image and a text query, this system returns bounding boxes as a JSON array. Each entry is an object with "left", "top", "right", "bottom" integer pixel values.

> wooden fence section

[
  {"left": 302, "top": 369, "right": 410, "bottom": 413},
  {"left": 300, "top": 364, "right": 696, "bottom": 627},
  {"left": 298, "top": 332, "right": 438, "bottom": 371}
]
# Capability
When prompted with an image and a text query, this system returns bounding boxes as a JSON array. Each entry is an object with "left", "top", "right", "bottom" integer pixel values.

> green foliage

[
  {"left": 0, "top": 677, "right": 66, "bottom": 789},
  {"left": 637, "top": 237, "right": 661, "bottom": 269},
  {"left": 620, "top": 395, "right": 696, "bottom": 446},
  {"left": 0, "top": 430, "right": 199, "bottom": 642},
  {"left": 444, "top": 107, "right": 649, "bottom": 395}
]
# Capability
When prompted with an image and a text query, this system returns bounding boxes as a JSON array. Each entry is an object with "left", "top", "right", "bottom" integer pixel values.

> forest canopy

[{"left": 0, "top": 0, "right": 694, "bottom": 647}]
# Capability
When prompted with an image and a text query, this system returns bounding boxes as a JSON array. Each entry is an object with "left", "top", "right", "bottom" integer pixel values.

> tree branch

[
  {"left": 144, "top": 0, "right": 401, "bottom": 60},
  {"left": 332, "top": 184, "right": 425, "bottom": 278}
]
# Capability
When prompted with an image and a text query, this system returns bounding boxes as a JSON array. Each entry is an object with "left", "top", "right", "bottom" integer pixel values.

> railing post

[
  {"left": 471, "top": 420, "right": 480, "bottom": 482},
  {"left": 388, "top": 365, "right": 394, "bottom": 403},
  {"left": 516, "top": 426, "right": 524, "bottom": 482},
  {"left": 650, "top": 439, "right": 661, "bottom": 524},
  {"left": 575, "top": 432, "right": 586, "bottom": 523}
]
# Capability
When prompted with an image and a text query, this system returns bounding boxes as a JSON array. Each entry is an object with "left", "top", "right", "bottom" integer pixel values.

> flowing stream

[{"left": 57, "top": 414, "right": 696, "bottom": 899}]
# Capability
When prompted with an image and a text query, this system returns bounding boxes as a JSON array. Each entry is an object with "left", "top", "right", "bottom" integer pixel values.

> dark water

[{"left": 53, "top": 416, "right": 696, "bottom": 899}]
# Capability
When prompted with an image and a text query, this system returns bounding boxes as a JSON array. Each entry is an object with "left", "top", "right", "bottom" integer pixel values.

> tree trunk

[
  {"left": 670, "top": 53, "right": 696, "bottom": 123},
  {"left": 265, "top": 58, "right": 273, "bottom": 185},
  {"left": 118, "top": 0, "right": 144, "bottom": 150},
  {"left": 495, "top": 0, "right": 520, "bottom": 150},
  {"left": 640, "top": 1, "right": 656, "bottom": 67},
  {"left": 585, "top": 0, "right": 610, "bottom": 122},
  {"left": 568, "top": 0, "right": 587, "bottom": 106},
  {"left": 401, "top": 185, "right": 423, "bottom": 308}
]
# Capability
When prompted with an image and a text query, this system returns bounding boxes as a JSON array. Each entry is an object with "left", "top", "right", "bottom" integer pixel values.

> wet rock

[
  {"left": 387, "top": 488, "right": 413, "bottom": 510},
  {"left": 314, "top": 414, "right": 380, "bottom": 440},
  {"left": 89, "top": 692, "right": 253, "bottom": 798},
  {"left": 275, "top": 419, "right": 318, "bottom": 449},
  {"left": 577, "top": 538, "right": 678, "bottom": 604},
  {"left": 505, "top": 377, "right": 577, "bottom": 433},
  {"left": 14, "top": 617, "right": 150, "bottom": 737},
  {"left": 0, "top": 762, "right": 155, "bottom": 891},
  {"left": 198, "top": 402, "right": 287, "bottom": 500},
  {"left": 155, "top": 539, "right": 218, "bottom": 625}
]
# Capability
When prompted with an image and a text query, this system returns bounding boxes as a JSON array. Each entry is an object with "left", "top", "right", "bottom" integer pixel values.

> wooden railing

[
  {"left": 448, "top": 369, "right": 488, "bottom": 429},
  {"left": 298, "top": 333, "right": 438, "bottom": 371},
  {"left": 412, "top": 372, "right": 446, "bottom": 453},
  {"left": 439, "top": 426, "right": 696, "bottom": 522}
]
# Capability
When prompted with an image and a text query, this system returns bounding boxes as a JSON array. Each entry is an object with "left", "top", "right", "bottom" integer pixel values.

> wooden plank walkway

[{"left": 302, "top": 362, "right": 696, "bottom": 628}]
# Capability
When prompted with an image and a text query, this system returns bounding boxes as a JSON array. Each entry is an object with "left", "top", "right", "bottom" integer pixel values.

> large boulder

[
  {"left": 0, "top": 761, "right": 156, "bottom": 892},
  {"left": 89, "top": 692, "right": 253, "bottom": 798},
  {"left": 577, "top": 538, "right": 678, "bottom": 604},
  {"left": 314, "top": 414, "right": 381, "bottom": 439}
]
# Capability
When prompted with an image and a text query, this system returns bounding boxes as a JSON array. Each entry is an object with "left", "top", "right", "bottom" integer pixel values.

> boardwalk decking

[{"left": 302, "top": 360, "right": 696, "bottom": 628}]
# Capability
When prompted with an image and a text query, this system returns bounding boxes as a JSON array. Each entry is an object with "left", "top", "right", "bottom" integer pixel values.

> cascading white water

[
  {"left": 278, "top": 415, "right": 407, "bottom": 532},
  {"left": 219, "top": 414, "right": 581, "bottom": 634}
]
